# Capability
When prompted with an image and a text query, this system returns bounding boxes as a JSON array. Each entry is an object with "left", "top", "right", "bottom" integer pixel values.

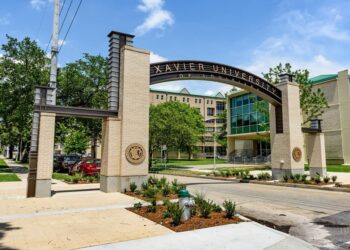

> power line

[
  {"left": 59, "top": 0, "right": 83, "bottom": 52},
  {"left": 44, "top": 0, "right": 69, "bottom": 54},
  {"left": 59, "top": 0, "right": 73, "bottom": 35}
]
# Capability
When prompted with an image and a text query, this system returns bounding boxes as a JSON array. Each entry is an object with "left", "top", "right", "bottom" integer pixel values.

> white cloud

[
  {"left": 135, "top": 0, "right": 174, "bottom": 36},
  {"left": 244, "top": 8, "right": 350, "bottom": 77},
  {"left": 0, "top": 15, "right": 10, "bottom": 25},
  {"left": 150, "top": 51, "right": 167, "bottom": 63},
  {"left": 30, "top": 0, "right": 47, "bottom": 10}
]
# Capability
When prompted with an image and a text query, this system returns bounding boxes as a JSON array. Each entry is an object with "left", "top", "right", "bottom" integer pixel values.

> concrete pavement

[
  {"left": 81, "top": 223, "right": 316, "bottom": 250},
  {"left": 157, "top": 174, "right": 350, "bottom": 250}
]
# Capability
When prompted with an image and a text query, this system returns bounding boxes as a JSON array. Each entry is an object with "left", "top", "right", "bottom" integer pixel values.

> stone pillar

[
  {"left": 35, "top": 112, "right": 56, "bottom": 197},
  {"left": 100, "top": 45, "right": 150, "bottom": 192},
  {"left": 307, "top": 133, "right": 327, "bottom": 177},
  {"left": 100, "top": 117, "right": 121, "bottom": 192},
  {"left": 227, "top": 137, "right": 235, "bottom": 160},
  {"left": 270, "top": 74, "right": 304, "bottom": 179}
]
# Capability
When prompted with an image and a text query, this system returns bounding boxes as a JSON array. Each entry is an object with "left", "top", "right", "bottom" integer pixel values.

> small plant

[
  {"left": 162, "top": 209, "right": 171, "bottom": 218},
  {"left": 213, "top": 171, "right": 220, "bottom": 177},
  {"left": 301, "top": 174, "right": 308, "bottom": 182},
  {"left": 162, "top": 183, "right": 171, "bottom": 197},
  {"left": 64, "top": 177, "right": 72, "bottom": 183},
  {"left": 223, "top": 200, "right": 236, "bottom": 219},
  {"left": 335, "top": 182, "right": 342, "bottom": 187},
  {"left": 168, "top": 203, "right": 183, "bottom": 226},
  {"left": 133, "top": 202, "right": 142, "bottom": 209},
  {"left": 294, "top": 174, "right": 301, "bottom": 182},
  {"left": 87, "top": 175, "right": 95, "bottom": 183},
  {"left": 147, "top": 199, "right": 157, "bottom": 213},
  {"left": 198, "top": 200, "right": 213, "bottom": 218},
  {"left": 130, "top": 182, "right": 137, "bottom": 192},
  {"left": 289, "top": 174, "right": 295, "bottom": 182},
  {"left": 147, "top": 175, "right": 158, "bottom": 185},
  {"left": 212, "top": 203, "right": 222, "bottom": 213},
  {"left": 323, "top": 176, "right": 330, "bottom": 184},
  {"left": 143, "top": 186, "right": 157, "bottom": 199},
  {"left": 141, "top": 181, "right": 149, "bottom": 191},
  {"left": 72, "top": 174, "right": 81, "bottom": 184},
  {"left": 332, "top": 176, "right": 338, "bottom": 183},
  {"left": 314, "top": 174, "right": 321, "bottom": 184},
  {"left": 192, "top": 191, "right": 206, "bottom": 207},
  {"left": 282, "top": 175, "right": 289, "bottom": 182},
  {"left": 257, "top": 172, "right": 271, "bottom": 180},
  {"left": 159, "top": 176, "right": 167, "bottom": 187},
  {"left": 162, "top": 199, "right": 171, "bottom": 206}
]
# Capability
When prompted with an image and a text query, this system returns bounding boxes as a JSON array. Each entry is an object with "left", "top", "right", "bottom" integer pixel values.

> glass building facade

[{"left": 229, "top": 93, "right": 269, "bottom": 135}]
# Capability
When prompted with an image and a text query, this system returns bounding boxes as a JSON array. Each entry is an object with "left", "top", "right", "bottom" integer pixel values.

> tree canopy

[
  {"left": 149, "top": 101, "right": 205, "bottom": 159},
  {"left": 262, "top": 63, "right": 329, "bottom": 124}
]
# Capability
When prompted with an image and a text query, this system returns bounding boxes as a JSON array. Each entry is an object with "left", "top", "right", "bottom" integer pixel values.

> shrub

[
  {"left": 212, "top": 203, "right": 222, "bottom": 213},
  {"left": 169, "top": 203, "right": 183, "bottom": 226},
  {"left": 72, "top": 174, "right": 81, "bottom": 184},
  {"left": 147, "top": 175, "right": 158, "bottom": 185},
  {"left": 133, "top": 202, "right": 142, "bottom": 209},
  {"left": 294, "top": 174, "right": 301, "bottom": 182},
  {"left": 162, "top": 199, "right": 171, "bottom": 206},
  {"left": 335, "top": 182, "right": 342, "bottom": 187},
  {"left": 130, "top": 182, "right": 137, "bottom": 192},
  {"left": 162, "top": 209, "right": 171, "bottom": 218},
  {"left": 223, "top": 200, "right": 236, "bottom": 219},
  {"left": 213, "top": 171, "right": 220, "bottom": 177},
  {"left": 331, "top": 176, "right": 338, "bottom": 183},
  {"left": 64, "top": 177, "right": 72, "bottom": 183},
  {"left": 143, "top": 186, "right": 157, "bottom": 199},
  {"left": 192, "top": 192, "right": 206, "bottom": 207},
  {"left": 162, "top": 183, "right": 171, "bottom": 197},
  {"left": 314, "top": 174, "right": 321, "bottom": 184},
  {"left": 141, "top": 181, "right": 149, "bottom": 191},
  {"left": 289, "top": 174, "right": 295, "bottom": 182},
  {"left": 257, "top": 172, "right": 271, "bottom": 180},
  {"left": 147, "top": 199, "right": 157, "bottom": 213},
  {"left": 159, "top": 176, "right": 167, "bottom": 187},
  {"left": 88, "top": 176, "right": 95, "bottom": 183},
  {"left": 198, "top": 200, "right": 213, "bottom": 218},
  {"left": 301, "top": 174, "right": 308, "bottom": 182},
  {"left": 323, "top": 176, "right": 330, "bottom": 184},
  {"left": 282, "top": 175, "right": 289, "bottom": 182}
]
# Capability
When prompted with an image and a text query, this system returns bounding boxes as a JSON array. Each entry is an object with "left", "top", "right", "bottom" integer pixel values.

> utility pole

[{"left": 49, "top": 0, "right": 60, "bottom": 104}]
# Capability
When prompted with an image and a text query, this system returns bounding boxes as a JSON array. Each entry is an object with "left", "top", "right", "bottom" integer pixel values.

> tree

[
  {"left": 262, "top": 63, "right": 329, "bottom": 124},
  {"left": 216, "top": 110, "right": 227, "bottom": 148},
  {"left": 63, "top": 128, "right": 90, "bottom": 154},
  {"left": 149, "top": 101, "right": 205, "bottom": 160},
  {"left": 0, "top": 35, "right": 49, "bottom": 160},
  {"left": 57, "top": 53, "right": 108, "bottom": 157}
]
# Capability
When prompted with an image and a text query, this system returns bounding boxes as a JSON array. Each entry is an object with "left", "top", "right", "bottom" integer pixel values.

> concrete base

[
  {"left": 272, "top": 168, "right": 305, "bottom": 180},
  {"left": 35, "top": 179, "right": 51, "bottom": 197},
  {"left": 100, "top": 175, "right": 147, "bottom": 193},
  {"left": 309, "top": 167, "right": 327, "bottom": 177}
]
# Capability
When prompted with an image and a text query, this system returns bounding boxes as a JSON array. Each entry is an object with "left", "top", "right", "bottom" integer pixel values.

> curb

[{"left": 155, "top": 173, "right": 350, "bottom": 193}]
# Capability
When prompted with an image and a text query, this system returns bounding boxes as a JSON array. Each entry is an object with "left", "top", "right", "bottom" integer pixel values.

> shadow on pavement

[
  {"left": 0, "top": 222, "right": 20, "bottom": 250},
  {"left": 51, "top": 188, "right": 100, "bottom": 196}
]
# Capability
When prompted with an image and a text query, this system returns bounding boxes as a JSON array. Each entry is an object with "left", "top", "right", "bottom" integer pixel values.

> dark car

[
  {"left": 60, "top": 154, "right": 82, "bottom": 172},
  {"left": 69, "top": 158, "right": 101, "bottom": 176}
]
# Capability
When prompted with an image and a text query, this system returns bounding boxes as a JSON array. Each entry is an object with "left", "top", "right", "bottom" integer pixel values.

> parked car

[
  {"left": 69, "top": 158, "right": 101, "bottom": 176},
  {"left": 53, "top": 154, "right": 65, "bottom": 172},
  {"left": 60, "top": 154, "right": 82, "bottom": 172}
]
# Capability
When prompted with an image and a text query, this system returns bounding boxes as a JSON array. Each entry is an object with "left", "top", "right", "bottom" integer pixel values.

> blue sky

[{"left": 0, "top": 0, "right": 349, "bottom": 96}]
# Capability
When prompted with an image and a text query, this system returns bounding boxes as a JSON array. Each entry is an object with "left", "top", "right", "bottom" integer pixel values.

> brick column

[
  {"left": 307, "top": 133, "right": 327, "bottom": 177},
  {"left": 270, "top": 74, "right": 305, "bottom": 179},
  {"left": 35, "top": 112, "right": 56, "bottom": 197}
]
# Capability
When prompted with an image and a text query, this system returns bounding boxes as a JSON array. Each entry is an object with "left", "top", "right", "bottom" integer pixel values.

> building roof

[
  {"left": 150, "top": 88, "right": 226, "bottom": 99},
  {"left": 309, "top": 74, "right": 337, "bottom": 84}
]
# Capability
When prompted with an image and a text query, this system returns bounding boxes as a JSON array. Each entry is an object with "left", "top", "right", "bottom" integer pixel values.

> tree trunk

[
  {"left": 91, "top": 137, "right": 97, "bottom": 158},
  {"left": 9, "top": 144, "right": 14, "bottom": 159},
  {"left": 177, "top": 151, "right": 181, "bottom": 159}
]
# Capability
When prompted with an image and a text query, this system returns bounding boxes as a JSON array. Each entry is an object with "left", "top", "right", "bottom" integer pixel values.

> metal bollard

[{"left": 178, "top": 189, "right": 194, "bottom": 222}]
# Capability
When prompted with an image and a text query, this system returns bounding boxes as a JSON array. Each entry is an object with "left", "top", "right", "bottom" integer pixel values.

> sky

[{"left": 0, "top": 0, "right": 349, "bottom": 96}]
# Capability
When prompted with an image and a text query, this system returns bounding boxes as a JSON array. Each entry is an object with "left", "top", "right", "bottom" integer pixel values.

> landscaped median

[
  {"left": 0, "top": 159, "right": 20, "bottom": 182},
  {"left": 124, "top": 175, "right": 242, "bottom": 232}
]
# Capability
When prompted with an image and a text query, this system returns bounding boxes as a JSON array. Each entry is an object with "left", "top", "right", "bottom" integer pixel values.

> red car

[{"left": 70, "top": 158, "right": 101, "bottom": 176}]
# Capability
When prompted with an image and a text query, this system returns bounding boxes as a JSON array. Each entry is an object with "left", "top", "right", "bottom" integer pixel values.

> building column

[
  {"left": 270, "top": 75, "right": 305, "bottom": 180},
  {"left": 35, "top": 112, "right": 56, "bottom": 197},
  {"left": 307, "top": 133, "right": 327, "bottom": 177},
  {"left": 227, "top": 137, "right": 235, "bottom": 161}
]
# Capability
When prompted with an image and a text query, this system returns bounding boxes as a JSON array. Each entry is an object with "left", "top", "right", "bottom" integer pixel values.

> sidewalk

[{"left": 80, "top": 223, "right": 316, "bottom": 250}]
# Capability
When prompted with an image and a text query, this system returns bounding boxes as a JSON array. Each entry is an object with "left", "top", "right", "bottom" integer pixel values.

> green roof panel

[{"left": 309, "top": 74, "right": 337, "bottom": 85}]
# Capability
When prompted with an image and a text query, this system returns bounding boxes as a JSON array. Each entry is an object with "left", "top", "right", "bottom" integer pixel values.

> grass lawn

[
  {"left": 153, "top": 158, "right": 226, "bottom": 167},
  {"left": 211, "top": 166, "right": 271, "bottom": 172},
  {"left": 0, "top": 159, "right": 12, "bottom": 173},
  {"left": 52, "top": 172, "right": 70, "bottom": 180},
  {"left": 157, "top": 169, "right": 207, "bottom": 176},
  {"left": 0, "top": 174, "right": 21, "bottom": 182},
  {"left": 305, "top": 164, "right": 350, "bottom": 173}
]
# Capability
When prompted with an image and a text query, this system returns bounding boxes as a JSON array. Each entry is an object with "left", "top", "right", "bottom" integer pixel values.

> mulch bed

[
  {"left": 128, "top": 205, "right": 241, "bottom": 232},
  {"left": 340, "top": 184, "right": 350, "bottom": 188},
  {"left": 125, "top": 191, "right": 178, "bottom": 201}
]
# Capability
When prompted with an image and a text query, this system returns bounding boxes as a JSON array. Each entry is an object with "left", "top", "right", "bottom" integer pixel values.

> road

[{"left": 157, "top": 174, "right": 350, "bottom": 250}]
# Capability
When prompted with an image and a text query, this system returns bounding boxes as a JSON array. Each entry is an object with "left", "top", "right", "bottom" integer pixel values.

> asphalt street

[{"left": 157, "top": 174, "right": 350, "bottom": 250}]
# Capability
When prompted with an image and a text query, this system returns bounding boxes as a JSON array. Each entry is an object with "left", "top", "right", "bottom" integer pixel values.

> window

[
  {"left": 170, "top": 96, "right": 172, "bottom": 101},
  {"left": 195, "top": 99, "right": 197, "bottom": 103},
  {"left": 207, "top": 100, "right": 209, "bottom": 104},
  {"left": 216, "top": 101, "right": 225, "bottom": 114},
  {"left": 206, "top": 127, "right": 215, "bottom": 132},
  {"left": 161, "top": 95, "right": 164, "bottom": 100},
  {"left": 229, "top": 93, "right": 269, "bottom": 135},
  {"left": 199, "top": 99, "right": 201, "bottom": 104},
  {"left": 207, "top": 108, "right": 215, "bottom": 116},
  {"left": 156, "top": 95, "right": 159, "bottom": 99},
  {"left": 183, "top": 97, "right": 185, "bottom": 102},
  {"left": 174, "top": 96, "right": 177, "bottom": 101},
  {"left": 187, "top": 98, "right": 189, "bottom": 102},
  {"left": 211, "top": 100, "right": 213, "bottom": 104}
]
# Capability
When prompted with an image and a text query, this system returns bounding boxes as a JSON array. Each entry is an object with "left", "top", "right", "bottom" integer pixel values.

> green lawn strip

[
  {"left": 158, "top": 169, "right": 208, "bottom": 176},
  {"left": 305, "top": 164, "right": 350, "bottom": 173},
  {"left": 207, "top": 165, "right": 271, "bottom": 172},
  {"left": 0, "top": 159, "right": 13, "bottom": 173},
  {"left": 153, "top": 158, "right": 226, "bottom": 167},
  {"left": 52, "top": 172, "right": 70, "bottom": 180},
  {"left": 0, "top": 173, "right": 21, "bottom": 182}
]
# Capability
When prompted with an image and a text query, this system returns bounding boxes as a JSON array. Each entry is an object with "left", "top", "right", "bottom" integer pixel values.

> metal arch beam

[{"left": 150, "top": 60, "right": 282, "bottom": 106}]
